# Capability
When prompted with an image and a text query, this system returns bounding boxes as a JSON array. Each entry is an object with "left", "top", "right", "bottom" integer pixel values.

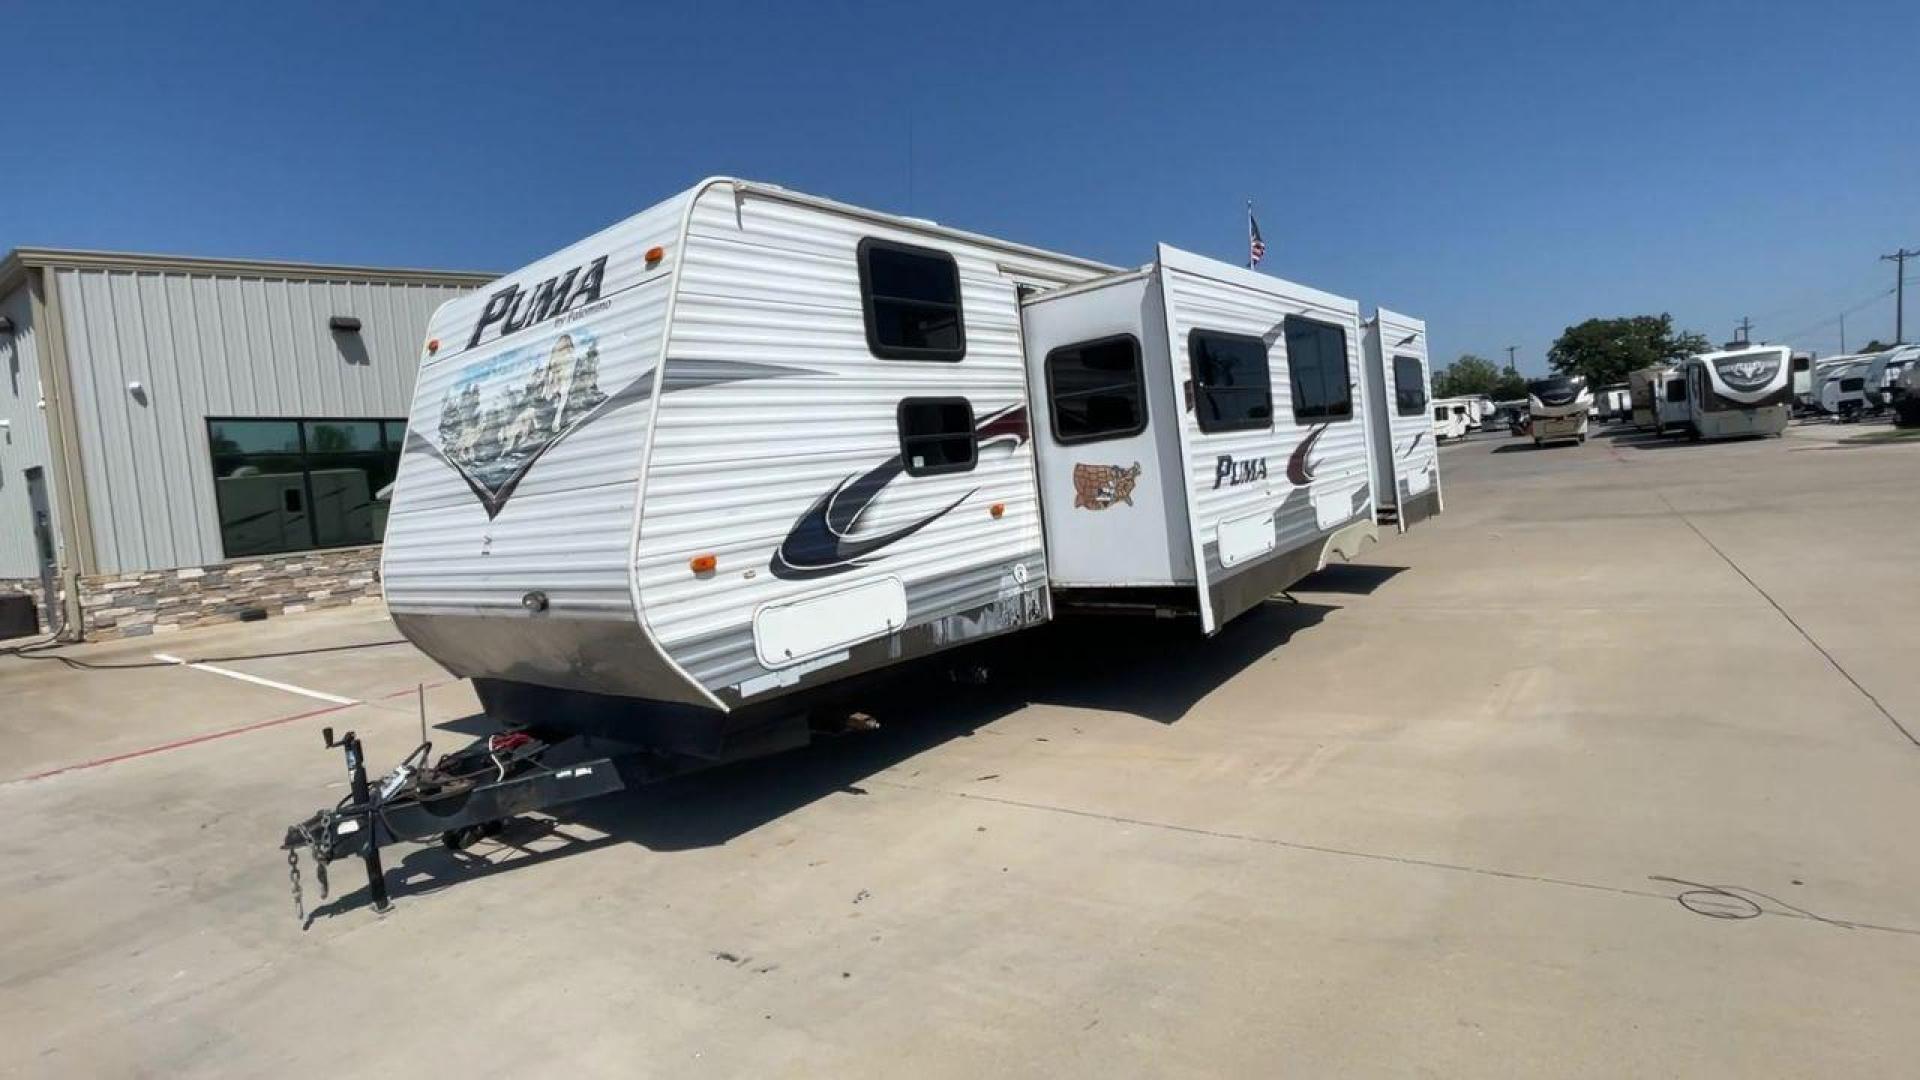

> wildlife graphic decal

[
  {"left": 412, "top": 330, "right": 620, "bottom": 519},
  {"left": 1286, "top": 423, "right": 1331, "bottom": 485},
  {"left": 408, "top": 343, "right": 808, "bottom": 519},
  {"left": 1072, "top": 462, "right": 1142, "bottom": 510},
  {"left": 772, "top": 405, "right": 1028, "bottom": 580}
]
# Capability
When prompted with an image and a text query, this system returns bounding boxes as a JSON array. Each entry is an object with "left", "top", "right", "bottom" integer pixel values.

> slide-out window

[
  {"left": 1285, "top": 316, "right": 1353, "bottom": 423},
  {"left": 1189, "top": 329, "right": 1272, "bottom": 433},
  {"left": 1046, "top": 334, "right": 1147, "bottom": 444},
  {"left": 1434, "top": 405, "right": 1448, "bottom": 421},
  {"left": 858, "top": 238, "right": 965, "bottom": 361},
  {"left": 1392, "top": 355, "right": 1427, "bottom": 416},
  {"left": 1665, "top": 380, "right": 1687, "bottom": 403},
  {"left": 897, "top": 398, "right": 976, "bottom": 476}
]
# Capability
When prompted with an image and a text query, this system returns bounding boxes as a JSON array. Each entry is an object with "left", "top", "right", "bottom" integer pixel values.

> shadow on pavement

[
  {"left": 307, "top": 599, "right": 1337, "bottom": 917},
  {"left": 1292, "top": 563, "right": 1407, "bottom": 596}
]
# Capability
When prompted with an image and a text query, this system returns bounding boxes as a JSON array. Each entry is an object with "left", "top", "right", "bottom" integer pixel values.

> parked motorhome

[
  {"left": 1629, "top": 366, "right": 1669, "bottom": 430},
  {"left": 1678, "top": 346, "right": 1791, "bottom": 439},
  {"left": 379, "top": 178, "right": 1410, "bottom": 767},
  {"left": 1431, "top": 397, "right": 1475, "bottom": 441},
  {"left": 1361, "top": 309, "right": 1443, "bottom": 532},
  {"left": 1528, "top": 376, "right": 1591, "bottom": 446}
]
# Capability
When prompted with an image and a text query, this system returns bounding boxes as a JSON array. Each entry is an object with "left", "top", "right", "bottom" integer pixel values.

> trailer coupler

[{"left": 280, "top": 725, "right": 626, "bottom": 921}]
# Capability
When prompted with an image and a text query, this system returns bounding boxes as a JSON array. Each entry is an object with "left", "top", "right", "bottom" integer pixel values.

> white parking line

[{"left": 152, "top": 653, "right": 361, "bottom": 706}]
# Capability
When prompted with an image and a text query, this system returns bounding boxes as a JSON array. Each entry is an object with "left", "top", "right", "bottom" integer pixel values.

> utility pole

[
  {"left": 1840, "top": 311, "right": 1847, "bottom": 354},
  {"left": 1736, "top": 317, "right": 1753, "bottom": 345},
  {"left": 1504, "top": 345, "right": 1517, "bottom": 372},
  {"left": 1882, "top": 247, "right": 1916, "bottom": 345}
]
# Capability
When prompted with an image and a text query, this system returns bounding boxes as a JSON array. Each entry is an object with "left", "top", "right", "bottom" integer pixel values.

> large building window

[{"left": 208, "top": 417, "right": 406, "bottom": 557}]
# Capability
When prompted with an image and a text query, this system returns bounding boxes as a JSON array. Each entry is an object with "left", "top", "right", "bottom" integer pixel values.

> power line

[{"left": 1883, "top": 247, "right": 1917, "bottom": 345}]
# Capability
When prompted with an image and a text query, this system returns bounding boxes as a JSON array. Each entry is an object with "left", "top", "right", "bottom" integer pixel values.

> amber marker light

[
  {"left": 989, "top": 503, "right": 1006, "bottom": 519},
  {"left": 645, "top": 246, "right": 666, "bottom": 266},
  {"left": 689, "top": 553, "right": 718, "bottom": 574},
  {"left": 426, "top": 339, "right": 440, "bottom": 355}
]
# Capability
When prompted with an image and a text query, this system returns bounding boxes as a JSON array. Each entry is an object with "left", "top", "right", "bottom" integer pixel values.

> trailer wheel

[
  {"left": 1533, "top": 437, "right": 1542, "bottom": 447},
  {"left": 1577, "top": 434, "right": 1587, "bottom": 444},
  {"left": 1687, "top": 425, "right": 1701, "bottom": 443}
]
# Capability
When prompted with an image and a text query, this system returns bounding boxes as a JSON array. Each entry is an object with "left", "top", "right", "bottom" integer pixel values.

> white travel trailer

[
  {"left": 1528, "top": 375, "right": 1591, "bottom": 446},
  {"left": 1809, "top": 353, "right": 1872, "bottom": 418},
  {"left": 1360, "top": 309, "right": 1442, "bottom": 532},
  {"left": 1598, "top": 386, "right": 1631, "bottom": 421},
  {"left": 1679, "top": 346, "right": 1792, "bottom": 439},
  {"left": 1864, "top": 344, "right": 1919, "bottom": 410},
  {"left": 1430, "top": 397, "right": 1474, "bottom": 441},
  {"left": 1653, "top": 368, "right": 1689, "bottom": 434},
  {"left": 378, "top": 179, "right": 1393, "bottom": 765},
  {"left": 1789, "top": 350, "right": 1814, "bottom": 409},
  {"left": 1629, "top": 366, "right": 1667, "bottom": 430}
]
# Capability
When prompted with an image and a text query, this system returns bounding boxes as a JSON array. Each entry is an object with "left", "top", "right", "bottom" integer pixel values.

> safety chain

[{"left": 286, "top": 846, "right": 304, "bottom": 921}]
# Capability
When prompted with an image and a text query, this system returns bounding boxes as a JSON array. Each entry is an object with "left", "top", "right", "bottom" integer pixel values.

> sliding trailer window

[
  {"left": 1189, "top": 329, "right": 1273, "bottom": 433},
  {"left": 1392, "top": 355, "right": 1428, "bottom": 416},
  {"left": 859, "top": 238, "right": 965, "bottom": 361},
  {"left": 1285, "top": 316, "right": 1352, "bottom": 423},
  {"left": 1046, "top": 334, "right": 1148, "bottom": 444}
]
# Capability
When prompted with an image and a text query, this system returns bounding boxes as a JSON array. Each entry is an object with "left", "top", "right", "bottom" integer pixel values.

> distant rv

[
  {"left": 1677, "top": 346, "right": 1791, "bottom": 439},
  {"left": 1527, "top": 375, "right": 1591, "bottom": 446}
]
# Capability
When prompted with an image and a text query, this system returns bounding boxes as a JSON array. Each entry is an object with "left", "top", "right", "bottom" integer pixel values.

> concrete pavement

[{"left": 2, "top": 419, "right": 1916, "bottom": 1077}]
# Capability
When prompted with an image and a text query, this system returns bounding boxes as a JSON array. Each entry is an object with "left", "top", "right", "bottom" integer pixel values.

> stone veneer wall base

[{"left": 72, "top": 546, "right": 385, "bottom": 640}]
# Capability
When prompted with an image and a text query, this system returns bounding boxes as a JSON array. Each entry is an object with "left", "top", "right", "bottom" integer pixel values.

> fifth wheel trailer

[
  {"left": 1679, "top": 346, "right": 1791, "bottom": 439},
  {"left": 1528, "top": 376, "right": 1591, "bottom": 446},
  {"left": 285, "top": 179, "right": 1444, "bottom": 909}
]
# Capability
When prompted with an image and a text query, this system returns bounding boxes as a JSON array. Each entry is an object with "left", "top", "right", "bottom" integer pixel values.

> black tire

[{"left": 1687, "top": 425, "right": 1702, "bottom": 443}]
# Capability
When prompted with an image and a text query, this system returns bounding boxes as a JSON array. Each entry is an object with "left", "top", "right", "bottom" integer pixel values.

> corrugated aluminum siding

[
  {"left": 382, "top": 192, "right": 688, "bottom": 623},
  {"left": 50, "top": 266, "right": 474, "bottom": 573},
  {"left": 636, "top": 185, "right": 1106, "bottom": 696},
  {"left": 0, "top": 283, "right": 56, "bottom": 577},
  {"left": 1158, "top": 251, "right": 1370, "bottom": 629}
]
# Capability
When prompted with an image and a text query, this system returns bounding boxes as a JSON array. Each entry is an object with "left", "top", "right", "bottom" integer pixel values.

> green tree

[
  {"left": 1491, "top": 370, "right": 1529, "bottom": 400},
  {"left": 1547, "top": 314, "right": 1709, "bottom": 387},
  {"left": 1434, "top": 353, "right": 1503, "bottom": 397}
]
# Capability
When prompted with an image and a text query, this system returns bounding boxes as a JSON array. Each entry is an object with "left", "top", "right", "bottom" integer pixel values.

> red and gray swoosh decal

[
  {"left": 772, "top": 405, "right": 1027, "bottom": 580},
  {"left": 1286, "top": 424, "right": 1330, "bottom": 486}
]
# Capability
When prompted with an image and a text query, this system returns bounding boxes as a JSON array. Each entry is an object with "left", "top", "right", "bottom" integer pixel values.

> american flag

[{"left": 1247, "top": 201, "right": 1266, "bottom": 268}]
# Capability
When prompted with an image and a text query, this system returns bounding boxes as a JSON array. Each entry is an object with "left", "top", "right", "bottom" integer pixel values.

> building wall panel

[
  {"left": 0, "top": 282, "right": 56, "bottom": 578},
  {"left": 52, "top": 265, "right": 475, "bottom": 573}
]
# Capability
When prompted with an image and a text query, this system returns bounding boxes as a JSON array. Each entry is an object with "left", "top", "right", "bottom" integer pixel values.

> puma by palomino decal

[
  {"left": 771, "top": 405, "right": 1027, "bottom": 580},
  {"left": 1286, "top": 423, "right": 1331, "bottom": 486}
]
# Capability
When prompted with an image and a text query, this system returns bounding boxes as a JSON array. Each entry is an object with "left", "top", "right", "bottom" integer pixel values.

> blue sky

[{"left": 3, "top": 1, "right": 1914, "bottom": 371}]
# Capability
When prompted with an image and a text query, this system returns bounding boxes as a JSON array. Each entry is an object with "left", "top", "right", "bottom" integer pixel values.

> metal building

[{"left": 0, "top": 248, "right": 490, "bottom": 639}]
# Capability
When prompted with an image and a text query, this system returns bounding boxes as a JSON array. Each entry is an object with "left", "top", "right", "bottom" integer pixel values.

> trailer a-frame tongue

[{"left": 1020, "top": 245, "right": 1378, "bottom": 634}]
